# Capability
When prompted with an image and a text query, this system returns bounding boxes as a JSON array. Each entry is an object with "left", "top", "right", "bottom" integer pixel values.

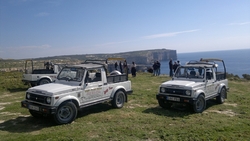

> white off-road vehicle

[
  {"left": 22, "top": 60, "right": 66, "bottom": 86},
  {"left": 156, "top": 58, "right": 229, "bottom": 113},
  {"left": 21, "top": 59, "right": 132, "bottom": 124}
]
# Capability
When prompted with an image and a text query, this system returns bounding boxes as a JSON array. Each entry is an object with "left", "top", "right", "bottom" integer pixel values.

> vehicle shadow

[
  {"left": 77, "top": 103, "right": 113, "bottom": 117},
  {"left": 0, "top": 116, "right": 56, "bottom": 133},
  {"left": 0, "top": 103, "right": 114, "bottom": 133},
  {"left": 143, "top": 99, "right": 220, "bottom": 117}
]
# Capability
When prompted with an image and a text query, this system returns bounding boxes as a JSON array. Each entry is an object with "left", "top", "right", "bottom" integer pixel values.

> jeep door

[
  {"left": 81, "top": 69, "right": 105, "bottom": 103},
  {"left": 205, "top": 69, "right": 217, "bottom": 97}
]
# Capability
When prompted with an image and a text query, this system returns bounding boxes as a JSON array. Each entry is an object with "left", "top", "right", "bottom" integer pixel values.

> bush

[{"left": 242, "top": 74, "right": 250, "bottom": 80}]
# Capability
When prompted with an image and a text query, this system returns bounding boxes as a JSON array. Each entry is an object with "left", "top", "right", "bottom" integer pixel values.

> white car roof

[{"left": 66, "top": 63, "right": 104, "bottom": 69}]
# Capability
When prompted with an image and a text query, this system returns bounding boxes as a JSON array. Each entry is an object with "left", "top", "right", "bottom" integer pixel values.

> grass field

[{"left": 0, "top": 72, "right": 250, "bottom": 141}]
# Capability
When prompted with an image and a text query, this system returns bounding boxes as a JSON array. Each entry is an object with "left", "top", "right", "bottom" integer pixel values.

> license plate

[
  {"left": 29, "top": 105, "right": 39, "bottom": 111},
  {"left": 167, "top": 96, "right": 180, "bottom": 102}
]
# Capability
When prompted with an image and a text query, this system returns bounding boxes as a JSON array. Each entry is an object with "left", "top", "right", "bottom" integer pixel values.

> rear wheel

[
  {"left": 112, "top": 90, "right": 125, "bottom": 108},
  {"left": 39, "top": 78, "right": 51, "bottom": 85},
  {"left": 30, "top": 82, "right": 36, "bottom": 87},
  {"left": 216, "top": 87, "right": 226, "bottom": 104},
  {"left": 193, "top": 95, "right": 206, "bottom": 113},
  {"left": 158, "top": 99, "right": 172, "bottom": 109},
  {"left": 53, "top": 102, "right": 77, "bottom": 125}
]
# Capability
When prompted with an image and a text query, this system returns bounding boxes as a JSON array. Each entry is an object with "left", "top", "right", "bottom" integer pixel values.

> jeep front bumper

[
  {"left": 21, "top": 100, "right": 57, "bottom": 114},
  {"left": 156, "top": 94, "right": 195, "bottom": 104}
]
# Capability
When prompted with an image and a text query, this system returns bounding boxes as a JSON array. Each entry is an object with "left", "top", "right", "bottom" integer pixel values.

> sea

[{"left": 160, "top": 49, "right": 250, "bottom": 77}]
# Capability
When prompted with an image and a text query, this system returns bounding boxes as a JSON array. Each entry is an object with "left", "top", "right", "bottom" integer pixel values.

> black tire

[
  {"left": 158, "top": 99, "right": 172, "bottom": 109},
  {"left": 193, "top": 95, "right": 206, "bottom": 113},
  {"left": 30, "top": 83, "right": 36, "bottom": 87},
  {"left": 53, "top": 102, "right": 77, "bottom": 125},
  {"left": 112, "top": 90, "right": 126, "bottom": 108},
  {"left": 216, "top": 87, "right": 226, "bottom": 104},
  {"left": 29, "top": 109, "right": 42, "bottom": 118},
  {"left": 39, "top": 78, "right": 51, "bottom": 85}
]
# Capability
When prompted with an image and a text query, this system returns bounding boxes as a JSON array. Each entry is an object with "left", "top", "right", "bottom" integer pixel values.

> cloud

[
  {"left": 142, "top": 29, "right": 200, "bottom": 39},
  {"left": 228, "top": 22, "right": 250, "bottom": 26},
  {"left": 36, "top": 12, "right": 50, "bottom": 17}
]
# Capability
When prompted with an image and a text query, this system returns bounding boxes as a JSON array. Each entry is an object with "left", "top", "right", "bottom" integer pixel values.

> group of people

[
  {"left": 152, "top": 61, "right": 161, "bottom": 76},
  {"left": 169, "top": 59, "right": 180, "bottom": 77},
  {"left": 114, "top": 60, "right": 137, "bottom": 77},
  {"left": 112, "top": 58, "right": 181, "bottom": 78}
]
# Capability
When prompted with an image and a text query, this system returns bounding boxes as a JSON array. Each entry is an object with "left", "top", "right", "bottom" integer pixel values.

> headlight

[
  {"left": 26, "top": 92, "right": 30, "bottom": 99},
  {"left": 160, "top": 87, "right": 166, "bottom": 93},
  {"left": 46, "top": 97, "right": 51, "bottom": 104},
  {"left": 185, "top": 90, "right": 191, "bottom": 96}
]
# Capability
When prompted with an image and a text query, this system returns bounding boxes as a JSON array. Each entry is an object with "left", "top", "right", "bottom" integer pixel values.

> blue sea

[{"left": 160, "top": 49, "right": 250, "bottom": 77}]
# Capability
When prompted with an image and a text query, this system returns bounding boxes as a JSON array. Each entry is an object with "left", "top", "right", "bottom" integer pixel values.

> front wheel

[
  {"left": 193, "top": 95, "right": 206, "bottom": 113},
  {"left": 53, "top": 102, "right": 77, "bottom": 125},
  {"left": 112, "top": 90, "right": 126, "bottom": 108},
  {"left": 216, "top": 87, "right": 226, "bottom": 104}
]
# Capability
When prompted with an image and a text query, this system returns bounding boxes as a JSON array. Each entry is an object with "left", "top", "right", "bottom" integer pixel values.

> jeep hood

[
  {"left": 27, "top": 83, "right": 79, "bottom": 96},
  {"left": 161, "top": 80, "right": 203, "bottom": 88}
]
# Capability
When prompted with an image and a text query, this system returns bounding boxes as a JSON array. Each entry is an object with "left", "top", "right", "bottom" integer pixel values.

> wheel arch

[
  {"left": 54, "top": 95, "right": 80, "bottom": 108},
  {"left": 111, "top": 86, "right": 127, "bottom": 102},
  {"left": 218, "top": 84, "right": 227, "bottom": 99},
  {"left": 38, "top": 76, "right": 53, "bottom": 84},
  {"left": 194, "top": 89, "right": 205, "bottom": 99}
]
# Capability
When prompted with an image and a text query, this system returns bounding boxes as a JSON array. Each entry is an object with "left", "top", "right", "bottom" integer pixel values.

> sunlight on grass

[{"left": 0, "top": 72, "right": 250, "bottom": 140}]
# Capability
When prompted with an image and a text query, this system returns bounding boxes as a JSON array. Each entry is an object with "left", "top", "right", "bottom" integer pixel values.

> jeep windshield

[
  {"left": 57, "top": 67, "right": 85, "bottom": 82},
  {"left": 174, "top": 66, "right": 205, "bottom": 79}
]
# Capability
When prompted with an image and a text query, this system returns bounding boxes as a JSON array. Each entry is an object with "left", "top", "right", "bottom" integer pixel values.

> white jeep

[
  {"left": 21, "top": 59, "right": 133, "bottom": 124},
  {"left": 156, "top": 58, "right": 229, "bottom": 113},
  {"left": 22, "top": 60, "right": 66, "bottom": 86}
]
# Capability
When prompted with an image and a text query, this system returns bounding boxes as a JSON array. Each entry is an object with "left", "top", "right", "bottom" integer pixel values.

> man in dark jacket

[{"left": 169, "top": 59, "right": 173, "bottom": 77}]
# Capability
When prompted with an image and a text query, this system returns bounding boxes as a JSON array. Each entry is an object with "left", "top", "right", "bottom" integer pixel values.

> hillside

[
  {"left": 0, "top": 48, "right": 177, "bottom": 72},
  {"left": 32, "top": 48, "right": 177, "bottom": 65}
]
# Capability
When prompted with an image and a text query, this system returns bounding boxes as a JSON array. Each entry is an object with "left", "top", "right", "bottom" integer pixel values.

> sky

[{"left": 0, "top": 0, "right": 250, "bottom": 59}]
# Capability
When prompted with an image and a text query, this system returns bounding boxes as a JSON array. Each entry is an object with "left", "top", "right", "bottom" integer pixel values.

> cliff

[
  {"left": 35, "top": 48, "right": 177, "bottom": 65},
  {"left": 0, "top": 49, "right": 177, "bottom": 72}
]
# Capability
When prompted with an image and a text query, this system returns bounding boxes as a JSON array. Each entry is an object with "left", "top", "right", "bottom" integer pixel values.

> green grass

[{"left": 0, "top": 72, "right": 250, "bottom": 141}]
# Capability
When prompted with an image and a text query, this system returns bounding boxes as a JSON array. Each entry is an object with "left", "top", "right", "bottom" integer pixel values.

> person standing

[
  {"left": 152, "top": 61, "right": 158, "bottom": 76},
  {"left": 173, "top": 61, "right": 178, "bottom": 73},
  {"left": 156, "top": 61, "right": 161, "bottom": 76},
  {"left": 114, "top": 62, "right": 118, "bottom": 70},
  {"left": 169, "top": 58, "right": 173, "bottom": 77},
  {"left": 177, "top": 60, "right": 180, "bottom": 66},
  {"left": 131, "top": 61, "right": 136, "bottom": 77},
  {"left": 119, "top": 61, "right": 123, "bottom": 73},
  {"left": 123, "top": 60, "right": 128, "bottom": 74}
]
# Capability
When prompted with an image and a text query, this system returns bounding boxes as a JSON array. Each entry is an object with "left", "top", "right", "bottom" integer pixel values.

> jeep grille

[
  {"left": 26, "top": 93, "right": 47, "bottom": 104},
  {"left": 163, "top": 88, "right": 186, "bottom": 95}
]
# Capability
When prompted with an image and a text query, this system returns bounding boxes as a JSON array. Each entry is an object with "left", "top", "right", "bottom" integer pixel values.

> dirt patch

[
  {"left": 0, "top": 106, "right": 4, "bottom": 110},
  {"left": 30, "top": 131, "right": 41, "bottom": 135},
  {"left": 208, "top": 109, "right": 238, "bottom": 117},
  {"left": 126, "top": 104, "right": 155, "bottom": 109},
  {"left": 224, "top": 103, "right": 237, "bottom": 107},
  {"left": 0, "top": 112, "right": 22, "bottom": 116},
  {"left": 0, "top": 102, "right": 11, "bottom": 105}
]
